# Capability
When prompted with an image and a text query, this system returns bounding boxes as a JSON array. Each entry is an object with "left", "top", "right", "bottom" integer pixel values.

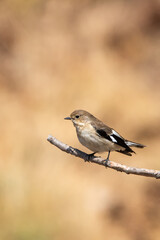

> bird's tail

[{"left": 125, "top": 140, "right": 146, "bottom": 148}]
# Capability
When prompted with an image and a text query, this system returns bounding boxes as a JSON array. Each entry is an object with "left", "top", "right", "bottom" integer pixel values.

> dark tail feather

[
  {"left": 116, "top": 140, "right": 146, "bottom": 156},
  {"left": 116, "top": 148, "right": 135, "bottom": 156}
]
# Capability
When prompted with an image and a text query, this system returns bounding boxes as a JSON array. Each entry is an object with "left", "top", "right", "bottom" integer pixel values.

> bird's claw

[
  {"left": 85, "top": 152, "right": 97, "bottom": 162},
  {"left": 103, "top": 158, "right": 109, "bottom": 167}
]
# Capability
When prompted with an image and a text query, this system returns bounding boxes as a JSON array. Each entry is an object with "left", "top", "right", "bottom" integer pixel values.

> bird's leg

[
  {"left": 104, "top": 151, "right": 110, "bottom": 166},
  {"left": 86, "top": 152, "right": 97, "bottom": 162}
]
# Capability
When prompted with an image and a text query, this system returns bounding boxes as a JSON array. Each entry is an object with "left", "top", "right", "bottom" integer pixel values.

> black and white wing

[{"left": 96, "top": 128, "right": 135, "bottom": 156}]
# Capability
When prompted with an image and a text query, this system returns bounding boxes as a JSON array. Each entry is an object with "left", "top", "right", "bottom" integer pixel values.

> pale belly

[{"left": 76, "top": 128, "right": 124, "bottom": 152}]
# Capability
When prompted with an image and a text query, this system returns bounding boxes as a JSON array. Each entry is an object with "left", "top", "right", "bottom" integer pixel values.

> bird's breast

[{"left": 75, "top": 125, "right": 117, "bottom": 152}]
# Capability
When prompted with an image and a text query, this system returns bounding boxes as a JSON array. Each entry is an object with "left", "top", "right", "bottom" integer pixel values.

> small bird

[{"left": 64, "top": 110, "right": 146, "bottom": 162}]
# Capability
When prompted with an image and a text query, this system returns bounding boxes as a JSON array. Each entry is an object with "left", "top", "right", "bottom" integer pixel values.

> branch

[{"left": 47, "top": 135, "right": 160, "bottom": 179}]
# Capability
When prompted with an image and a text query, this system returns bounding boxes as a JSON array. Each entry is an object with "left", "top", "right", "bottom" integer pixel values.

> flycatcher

[{"left": 65, "top": 110, "right": 145, "bottom": 161}]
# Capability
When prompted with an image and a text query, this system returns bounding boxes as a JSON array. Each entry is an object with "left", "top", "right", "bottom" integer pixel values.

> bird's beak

[{"left": 64, "top": 117, "right": 71, "bottom": 120}]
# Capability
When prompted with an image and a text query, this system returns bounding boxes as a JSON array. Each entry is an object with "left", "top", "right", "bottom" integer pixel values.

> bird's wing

[{"left": 92, "top": 121, "right": 134, "bottom": 152}]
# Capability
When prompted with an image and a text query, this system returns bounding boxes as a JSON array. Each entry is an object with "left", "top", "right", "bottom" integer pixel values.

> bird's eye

[{"left": 75, "top": 115, "right": 80, "bottom": 119}]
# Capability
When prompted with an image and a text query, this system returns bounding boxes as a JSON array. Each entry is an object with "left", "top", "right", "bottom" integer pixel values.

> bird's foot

[
  {"left": 104, "top": 151, "right": 110, "bottom": 167},
  {"left": 104, "top": 158, "right": 109, "bottom": 167},
  {"left": 86, "top": 152, "right": 97, "bottom": 162}
]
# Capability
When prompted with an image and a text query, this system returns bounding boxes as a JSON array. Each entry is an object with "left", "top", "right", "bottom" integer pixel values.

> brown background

[{"left": 0, "top": 0, "right": 160, "bottom": 239}]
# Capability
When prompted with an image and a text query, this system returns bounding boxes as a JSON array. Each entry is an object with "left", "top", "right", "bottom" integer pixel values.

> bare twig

[{"left": 47, "top": 135, "right": 160, "bottom": 179}]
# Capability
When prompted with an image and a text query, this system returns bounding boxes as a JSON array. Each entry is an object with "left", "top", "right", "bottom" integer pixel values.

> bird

[{"left": 64, "top": 110, "right": 146, "bottom": 162}]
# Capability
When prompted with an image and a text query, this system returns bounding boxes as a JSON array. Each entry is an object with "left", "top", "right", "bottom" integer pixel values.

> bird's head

[{"left": 64, "top": 110, "right": 93, "bottom": 127}]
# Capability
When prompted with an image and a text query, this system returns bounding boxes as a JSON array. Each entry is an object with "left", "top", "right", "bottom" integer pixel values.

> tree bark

[{"left": 47, "top": 135, "right": 160, "bottom": 179}]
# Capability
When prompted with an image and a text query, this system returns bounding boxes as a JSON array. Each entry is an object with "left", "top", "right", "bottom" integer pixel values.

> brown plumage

[{"left": 65, "top": 110, "right": 146, "bottom": 160}]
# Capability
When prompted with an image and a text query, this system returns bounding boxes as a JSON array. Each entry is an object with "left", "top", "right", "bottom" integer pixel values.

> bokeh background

[{"left": 0, "top": 0, "right": 160, "bottom": 239}]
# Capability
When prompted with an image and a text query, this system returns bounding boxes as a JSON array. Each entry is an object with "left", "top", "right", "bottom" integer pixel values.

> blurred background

[{"left": 0, "top": 0, "right": 160, "bottom": 239}]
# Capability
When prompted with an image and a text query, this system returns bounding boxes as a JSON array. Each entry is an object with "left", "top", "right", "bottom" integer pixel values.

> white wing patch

[
  {"left": 110, "top": 136, "right": 117, "bottom": 143},
  {"left": 112, "top": 129, "right": 121, "bottom": 138}
]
